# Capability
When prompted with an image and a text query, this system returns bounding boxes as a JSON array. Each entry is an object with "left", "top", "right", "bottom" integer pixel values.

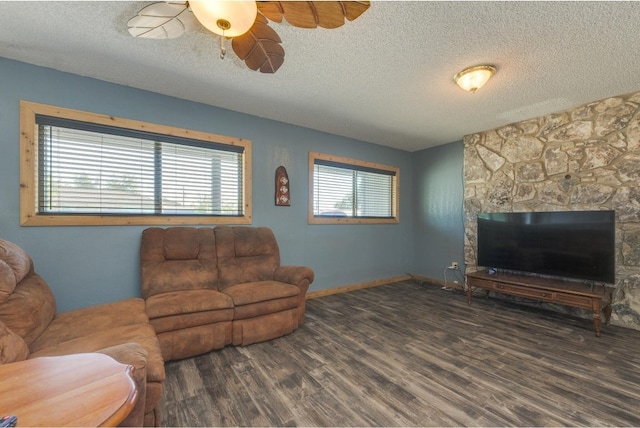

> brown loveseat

[
  {"left": 0, "top": 238, "right": 165, "bottom": 427},
  {"left": 140, "top": 226, "right": 314, "bottom": 361}
]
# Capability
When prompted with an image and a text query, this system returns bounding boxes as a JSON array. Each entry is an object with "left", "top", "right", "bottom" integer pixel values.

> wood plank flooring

[{"left": 160, "top": 281, "right": 640, "bottom": 426}]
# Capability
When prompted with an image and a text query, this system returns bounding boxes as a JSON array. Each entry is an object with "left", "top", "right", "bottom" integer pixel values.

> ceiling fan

[{"left": 127, "top": 1, "right": 370, "bottom": 73}]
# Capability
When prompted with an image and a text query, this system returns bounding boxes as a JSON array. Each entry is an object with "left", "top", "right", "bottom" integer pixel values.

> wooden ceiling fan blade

[
  {"left": 304, "top": 2, "right": 347, "bottom": 29},
  {"left": 232, "top": 15, "right": 285, "bottom": 73},
  {"left": 258, "top": 1, "right": 370, "bottom": 29},
  {"left": 342, "top": 1, "right": 371, "bottom": 21},
  {"left": 245, "top": 40, "right": 285, "bottom": 73},
  {"left": 278, "top": 2, "right": 317, "bottom": 28},
  {"left": 257, "top": 1, "right": 285, "bottom": 23}
]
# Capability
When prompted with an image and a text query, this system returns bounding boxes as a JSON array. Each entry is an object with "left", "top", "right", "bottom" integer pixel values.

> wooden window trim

[
  {"left": 19, "top": 101, "right": 252, "bottom": 226},
  {"left": 308, "top": 151, "right": 399, "bottom": 225}
]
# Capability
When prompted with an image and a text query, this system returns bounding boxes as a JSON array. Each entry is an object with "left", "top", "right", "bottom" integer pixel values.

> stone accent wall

[{"left": 463, "top": 91, "right": 640, "bottom": 331}]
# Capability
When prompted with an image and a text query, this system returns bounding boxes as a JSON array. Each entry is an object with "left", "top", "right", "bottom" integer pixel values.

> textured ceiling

[{"left": 1, "top": 1, "right": 639, "bottom": 152}]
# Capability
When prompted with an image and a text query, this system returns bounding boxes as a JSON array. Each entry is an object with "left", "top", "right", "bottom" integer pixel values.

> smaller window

[{"left": 309, "top": 152, "right": 399, "bottom": 224}]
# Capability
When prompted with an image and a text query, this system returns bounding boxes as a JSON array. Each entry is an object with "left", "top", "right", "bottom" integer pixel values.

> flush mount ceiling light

[{"left": 453, "top": 64, "right": 497, "bottom": 93}]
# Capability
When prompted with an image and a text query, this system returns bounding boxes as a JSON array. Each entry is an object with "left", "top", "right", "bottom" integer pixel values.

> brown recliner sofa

[
  {"left": 140, "top": 226, "right": 314, "bottom": 361},
  {"left": 0, "top": 238, "right": 165, "bottom": 427}
]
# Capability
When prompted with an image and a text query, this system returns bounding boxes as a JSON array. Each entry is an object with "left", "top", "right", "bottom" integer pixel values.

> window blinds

[
  {"left": 36, "top": 115, "right": 244, "bottom": 216},
  {"left": 313, "top": 160, "right": 395, "bottom": 218}
]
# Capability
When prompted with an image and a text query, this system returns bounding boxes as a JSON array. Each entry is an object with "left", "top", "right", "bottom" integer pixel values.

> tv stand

[{"left": 466, "top": 271, "right": 612, "bottom": 337}]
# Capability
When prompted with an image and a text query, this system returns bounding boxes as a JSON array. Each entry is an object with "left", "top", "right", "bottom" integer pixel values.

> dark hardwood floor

[{"left": 160, "top": 281, "right": 640, "bottom": 426}]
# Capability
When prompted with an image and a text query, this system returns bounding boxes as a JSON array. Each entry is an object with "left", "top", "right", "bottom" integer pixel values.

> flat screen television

[{"left": 477, "top": 210, "right": 615, "bottom": 283}]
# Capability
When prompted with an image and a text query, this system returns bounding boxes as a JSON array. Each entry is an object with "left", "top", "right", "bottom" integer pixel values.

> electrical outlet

[{"left": 450, "top": 261, "right": 458, "bottom": 269}]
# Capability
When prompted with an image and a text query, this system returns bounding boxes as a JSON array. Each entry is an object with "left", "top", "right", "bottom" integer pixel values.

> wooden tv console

[{"left": 466, "top": 271, "right": 613, "bottom": 337}]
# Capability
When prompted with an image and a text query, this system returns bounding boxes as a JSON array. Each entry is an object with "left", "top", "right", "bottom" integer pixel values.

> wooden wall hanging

[{"left": 275, "top": 166, "right": 290, "bottom": 206}]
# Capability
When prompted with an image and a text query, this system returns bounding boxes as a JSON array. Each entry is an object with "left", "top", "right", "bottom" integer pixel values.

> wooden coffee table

[{"left": 0, "top": 353, "right": 138, "bottom": 426}]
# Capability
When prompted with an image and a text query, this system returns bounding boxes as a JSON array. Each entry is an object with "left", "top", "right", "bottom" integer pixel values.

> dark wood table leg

[{"left": 594, "top": 312, "right": 602, "bottom": 337}]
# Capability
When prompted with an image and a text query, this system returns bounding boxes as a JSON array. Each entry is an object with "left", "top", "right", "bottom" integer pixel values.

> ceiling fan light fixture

[
  {"left": 189, "top": 0, "right": 257, "bottom": 37},
  {"left": 453, "top": 64, "right": 497, "bottom": 92}
]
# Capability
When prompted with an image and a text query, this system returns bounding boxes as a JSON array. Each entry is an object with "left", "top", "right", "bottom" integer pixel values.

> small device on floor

[{"left": 0, "top": 416, "right": 17, "bottom": 428}]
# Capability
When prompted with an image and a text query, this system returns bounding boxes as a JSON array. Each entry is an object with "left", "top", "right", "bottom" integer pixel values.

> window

[
  {"left": 308, "top": 152, "right": 399, "bottom": 224},
  {"left": 20, "top": 101, "right": 252, "bottom": 226}
]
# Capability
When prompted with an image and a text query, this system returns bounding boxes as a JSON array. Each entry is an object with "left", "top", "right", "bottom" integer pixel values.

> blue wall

[
  {"left": 0, "top": 57, "right": 420, "bottom": 312},
  {"left": 411, "top": 141, "right": 466, "bottom": 281}
]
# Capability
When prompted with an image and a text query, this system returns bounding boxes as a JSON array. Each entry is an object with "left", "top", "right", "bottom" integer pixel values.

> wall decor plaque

[{"left": 275, "top": 166, "right": 290, "bottom": 206}]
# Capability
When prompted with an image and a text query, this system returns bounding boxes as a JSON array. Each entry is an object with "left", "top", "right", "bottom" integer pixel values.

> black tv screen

[{"left": 477, "top": 210, "right": 615, "bottom": 283}]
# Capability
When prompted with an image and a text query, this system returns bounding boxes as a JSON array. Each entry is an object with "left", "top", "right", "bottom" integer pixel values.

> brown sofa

[
  {"left": 0, "top": 238, "right": 165, "bottom": 427},
  {"left": 140, "top": 226, "right": 314, "bottom": 361}
]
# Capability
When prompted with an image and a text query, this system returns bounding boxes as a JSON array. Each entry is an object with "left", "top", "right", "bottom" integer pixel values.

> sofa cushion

[
  {"left": 145, "top": 289, "right": 233, "bottom": 319},
  {"left": 0, "top": 319, "right": 29, "bottom": 363},
  {"left": 233, "top": 296, "right": 299, "bottom": 320},
  {"left": 141, "top": 227, "right": 218, "bottom": 298},
  {"left": 28, "top": 323, "right": 165, "bottom": 384},
  {"left": 215, "top": 226, "right": 281, "bottom": 289},
  {"left": 163, "top": 227, "right": 205, "bottom": 260},
  {"left": 28, "top": 298, "right": 147, "bottom": 353},
  {"left": 0, "top": 273, "right": 56, "bottom": 345},
  {"left": 0, "top": 239, "right": 33, "bottom": 303},
  {"left": 223, "top": 281, "right": 299, "bottom": 321}
]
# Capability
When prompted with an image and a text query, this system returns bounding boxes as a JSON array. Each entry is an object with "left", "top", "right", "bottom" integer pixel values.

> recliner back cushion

[
  {"left": 0, "top": 239, "right": 56, "bottom": 346},
  {"left": 0, "top": 272, "right": 56, "bottom": 346},
  {"left": 163, "top": 227, "right": 203, "bottom": 260},
  {"left": 215, "top": 226, "right": 280, "bottom": 290},
  {"left": 0, "top": 239, "right": 33, "bottom": 302},
  {"left": 141, "top": 227, "right": 218, "bottom": 297}
]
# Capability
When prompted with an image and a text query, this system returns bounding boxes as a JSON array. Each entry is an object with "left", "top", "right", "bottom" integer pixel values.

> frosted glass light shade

[
  {"left": 190, "top": 1, "right": 257, "bottom": 37},
  {"left": 453, "top": 65, "right": 497, "bottom": 92}
]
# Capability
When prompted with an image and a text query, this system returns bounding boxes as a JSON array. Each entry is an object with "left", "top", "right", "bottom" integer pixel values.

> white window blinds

[
  {"left": 36, "top": 115, "right": 244, "bottom": 216},
  {"left": 313, "top": 159, "right": 395, "bottom": 218}
]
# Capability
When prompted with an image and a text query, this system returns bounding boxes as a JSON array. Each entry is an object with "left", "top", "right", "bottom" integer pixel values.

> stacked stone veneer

[{"left": 464, "top": 91, "right": 640, "bottom": 331}]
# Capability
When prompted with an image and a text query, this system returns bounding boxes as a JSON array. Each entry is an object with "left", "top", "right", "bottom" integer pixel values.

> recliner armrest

[
  {"left": 97, "top": 342, "right": 148, "bottom": 427},
  {"left": 274, "top": 265, "right": 315, "bottom": 288}
]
